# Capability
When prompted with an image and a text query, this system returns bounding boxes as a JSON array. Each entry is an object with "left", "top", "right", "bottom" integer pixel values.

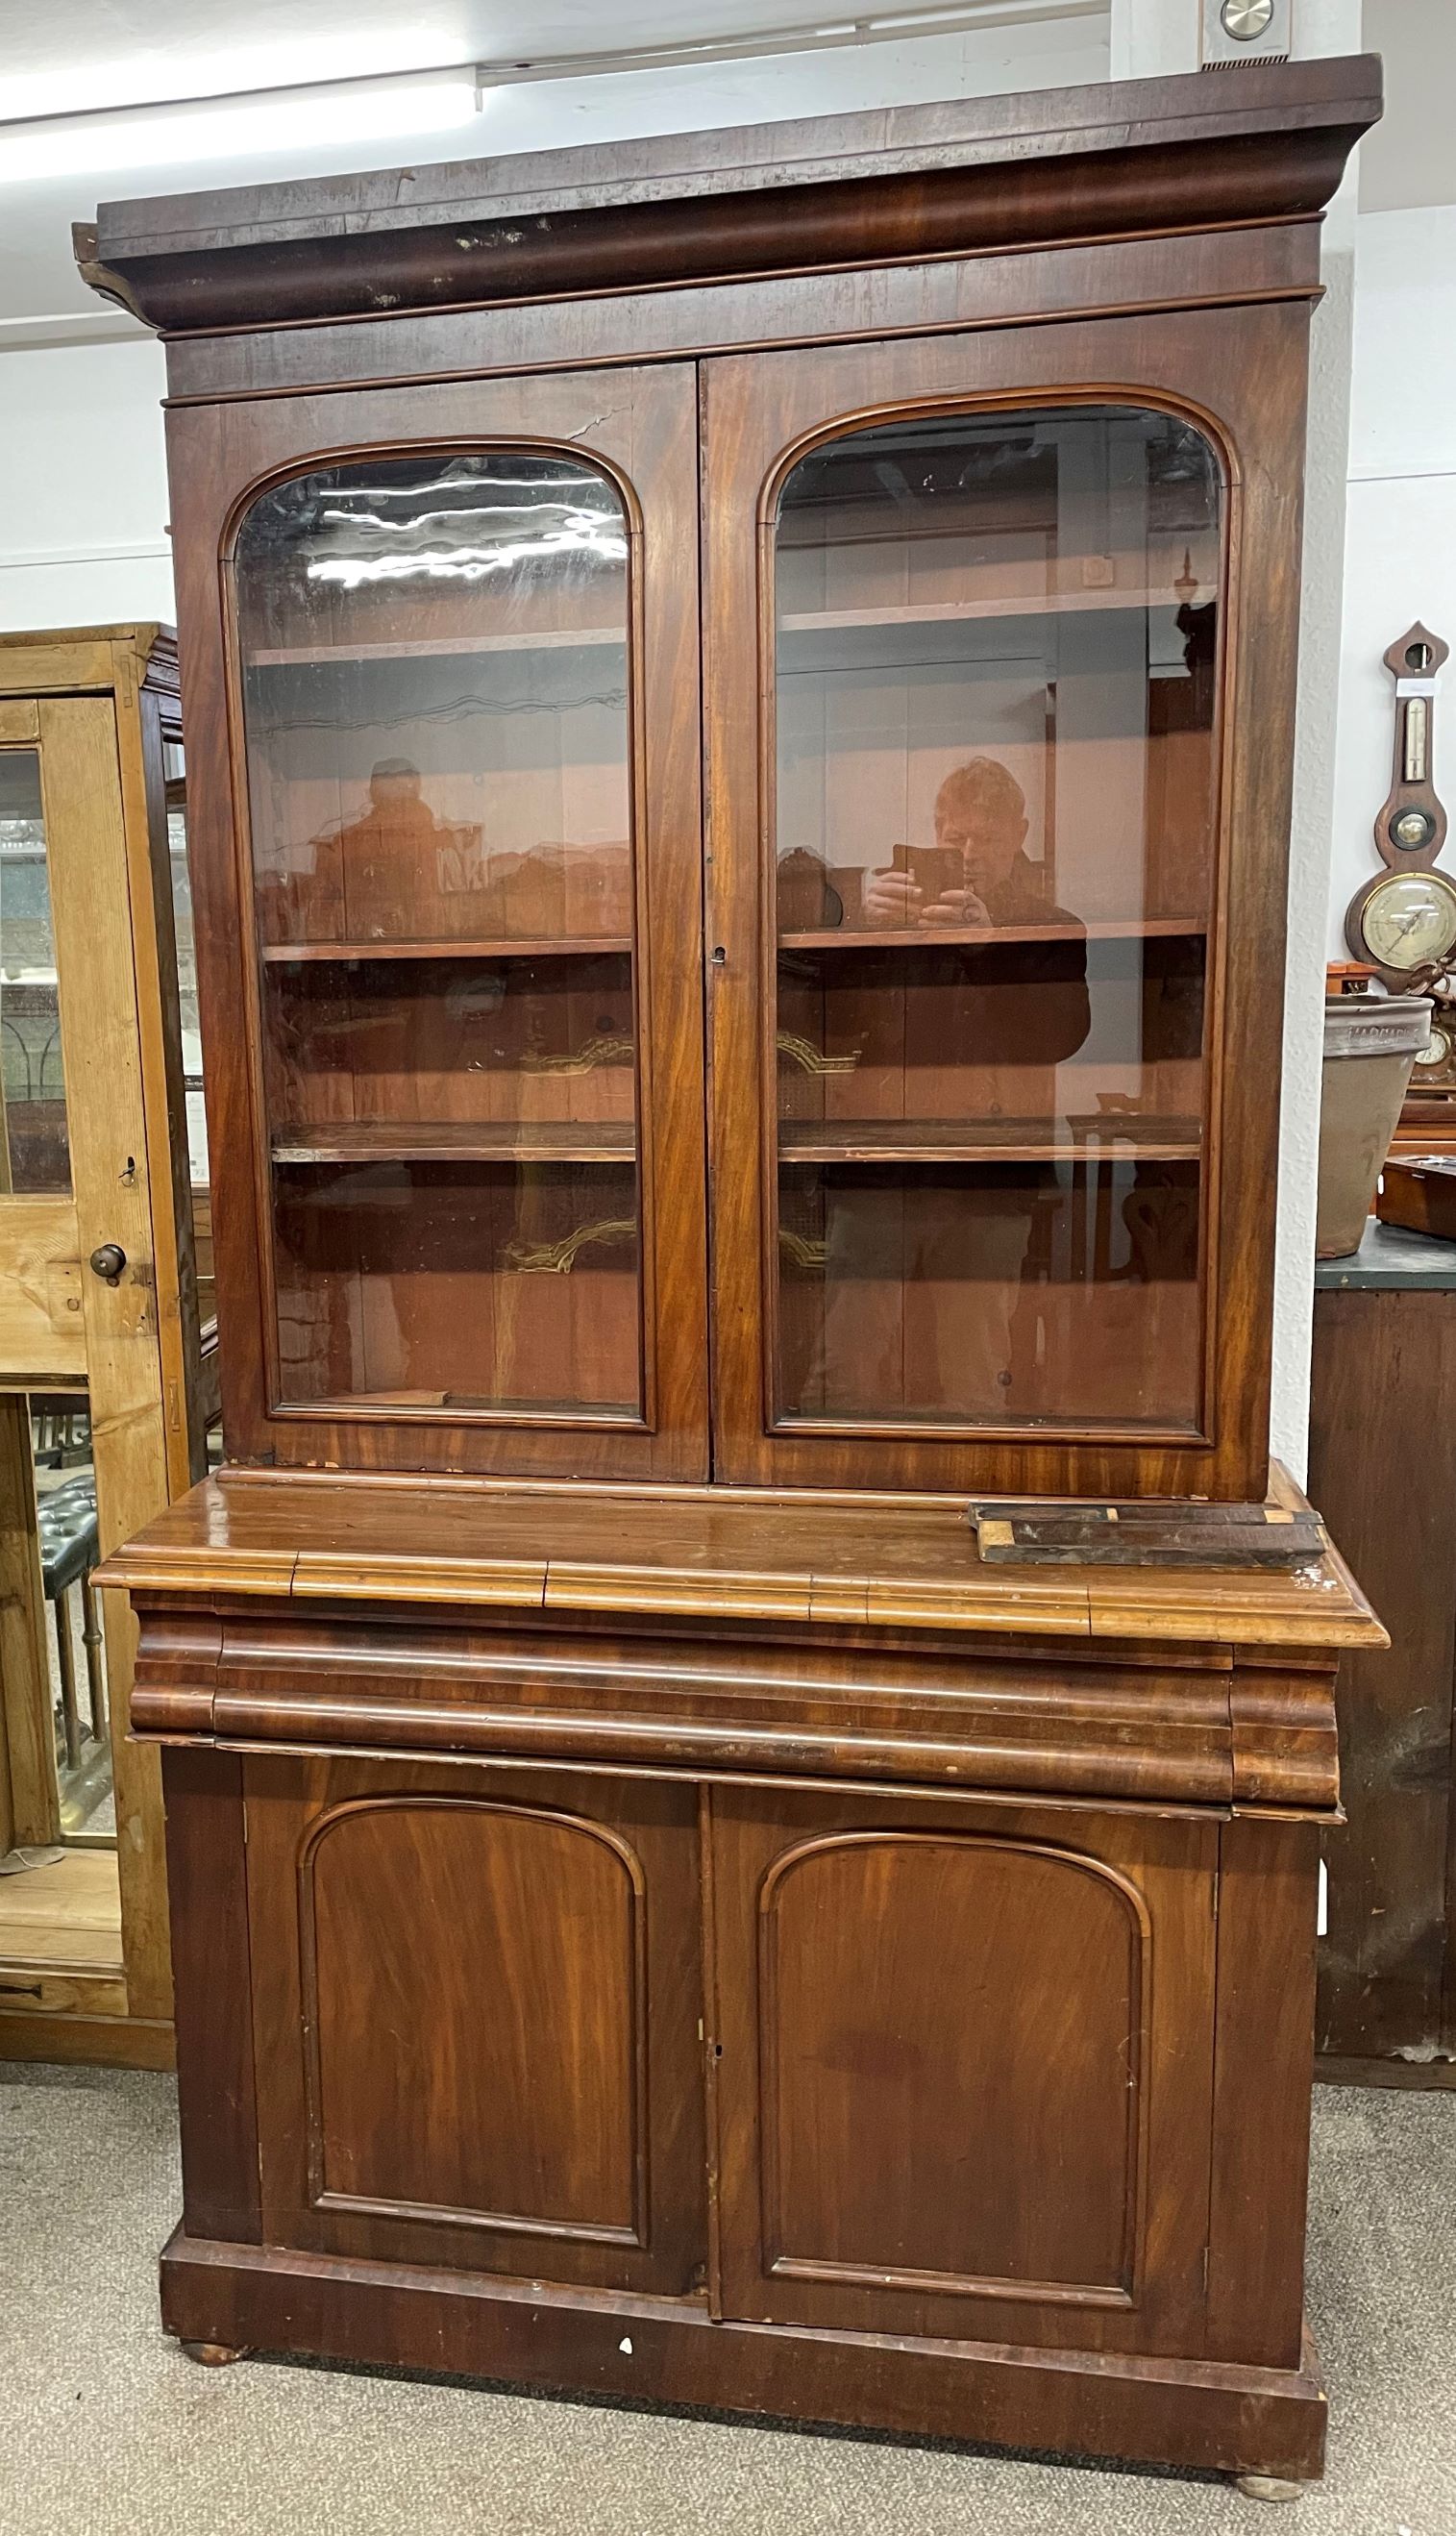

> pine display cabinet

[{"left": 83, "top": 57, "right": 1384, "bottom": 2493}]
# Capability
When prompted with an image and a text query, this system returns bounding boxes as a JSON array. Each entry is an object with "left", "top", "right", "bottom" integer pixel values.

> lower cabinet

[{"left": 238, "top": 1753, "right": 1219, "bottom": 2360}]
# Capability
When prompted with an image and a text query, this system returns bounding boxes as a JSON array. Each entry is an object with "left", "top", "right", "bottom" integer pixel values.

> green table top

[{"left": 1315, "top": 1217, "right": 1456, "bottom": 1290}]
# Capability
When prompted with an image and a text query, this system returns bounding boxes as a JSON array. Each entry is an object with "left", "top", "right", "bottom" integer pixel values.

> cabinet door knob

[{"left": 88, "top": 1243, "right": 127, "bottom": 1284}]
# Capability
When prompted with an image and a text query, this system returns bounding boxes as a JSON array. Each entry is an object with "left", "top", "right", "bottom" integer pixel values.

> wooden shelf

[
  {"left": 261, "top": 936, "right": 632, "bottom": 965},
  {"left": 284, "top": 1392, "right": 641, "bottom": 1421},
  {"left": 0, "top": 1846, "right": 124, "bottom": 1978},
  {"left": 779, "top": 588, "right": 1197, "bottom": 636},
  {"left": 273, "top": 1119, "right": 636, "bottom": 1166},
  {"left": 248, "top": 628, "right": 626, "bottom": 668},
  {"left": 777, "top": 1115, "right": 1202, "bottom": 1163},
  {"left": 779, "top": 918, "right": 1207, "bottom": 952}
]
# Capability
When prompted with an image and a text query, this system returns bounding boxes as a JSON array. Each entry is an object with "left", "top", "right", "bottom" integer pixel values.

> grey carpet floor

[{"left": 1, "top": 2067, "right": 1452, "bottom": 2536}]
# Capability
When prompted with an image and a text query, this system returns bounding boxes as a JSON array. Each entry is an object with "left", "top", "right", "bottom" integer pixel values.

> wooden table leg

[
  {"left": 53, "top": 1583, "right": 82, "bottom": 1773},
  {"left": 80, "top": 1573, "right": 107, "bottom": 1740}
]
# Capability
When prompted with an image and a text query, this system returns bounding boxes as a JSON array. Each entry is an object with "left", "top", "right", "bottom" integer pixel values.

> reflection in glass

[
  {"left": 162, "top": 743, "right": 209, "bottom": 1190},
  {"left": 772, "top": 406, "right": 1220, "bottom": 1430},
  {"left": 234, "top": 453, "right": 642, "bottom": 1417},
  {"left": 0, "top": 750, "right": 69, "bottom": 1193},
  {"left": 161, "top": 741, "right": 215, "bottom": 1330},
  {"left": 28, "top": 1404, "right": 114, "bottom": 1841}
]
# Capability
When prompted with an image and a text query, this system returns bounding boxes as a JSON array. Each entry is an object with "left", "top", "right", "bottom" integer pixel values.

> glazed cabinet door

[
  {"left": 703, "top": 304, "right": 1311, "bottom": 1497},
  {"left": 243, "top": 1755, "right": 707, "bottom": 2295},
  {"left": 706, "top": 1786, "right": 1217, "bottom": 2355},
  {"left": 165, "top": 364, "right": 708, "bottom": 1479}
]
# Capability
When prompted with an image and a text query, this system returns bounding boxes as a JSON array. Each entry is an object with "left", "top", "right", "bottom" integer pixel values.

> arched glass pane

[
  {"left": 772, "top": 405, "right": 1220, "bottom": 1430},
  {"left": 234, "top": 452, "right": 641, "bottom": 1421}
]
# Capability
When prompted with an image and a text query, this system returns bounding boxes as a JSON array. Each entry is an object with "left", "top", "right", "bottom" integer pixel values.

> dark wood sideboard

[
  {"left": 1311, "top": 1220, "right": 1456, "bottom": 2087},
  {"left": 81, "top": 55, "right": 1382, "bottom": 2496}
]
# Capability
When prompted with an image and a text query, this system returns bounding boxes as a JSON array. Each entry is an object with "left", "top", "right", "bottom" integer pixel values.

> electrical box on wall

[{"left": 1201, "top": 0, "right": 1293, "bottom": 66}]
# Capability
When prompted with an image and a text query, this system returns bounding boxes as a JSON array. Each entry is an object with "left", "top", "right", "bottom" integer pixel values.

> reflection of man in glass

[
  {"left": 863, "top": 756, "right": 1072, "bottom": 933},
  {"left": 807, "top": 757, "right": 1092, "bottom": 1420},
  {"left": 330, "top": 758, "right": 485, "bottom": 929}
]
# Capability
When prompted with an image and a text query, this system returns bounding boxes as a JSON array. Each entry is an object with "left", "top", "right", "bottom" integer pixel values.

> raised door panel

[
  {"left": 244, "top": 1755, "right": 706, "bottom": 2294},
  {"left": 306, "top": 1801, "right": 642, "bottom": 2240},
  {"left": 708, "top": 1788, "right": 1216, "bottom": 2352}
]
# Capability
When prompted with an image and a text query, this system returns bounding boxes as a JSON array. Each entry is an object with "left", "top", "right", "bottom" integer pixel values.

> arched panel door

[
  {"left": 707, "top": 1786, "right": 1218, "bottom": 2355},
  {"left": 241, "top": 1756, "right": 708, "bottom": 2297}
]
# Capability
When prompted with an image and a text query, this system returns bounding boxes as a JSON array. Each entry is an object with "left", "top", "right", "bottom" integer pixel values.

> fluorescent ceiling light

[
  {"left": 0, "top": 70, "right": 482, "bottom": 186},
  {"left": 481, "top": 1, "right": 1104, "bottom": 83}
]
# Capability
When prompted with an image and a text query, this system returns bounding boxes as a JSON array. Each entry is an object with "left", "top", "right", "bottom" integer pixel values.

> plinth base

[{"left": 160, "top": 2226, "right": 1327, "bottom": 2486}]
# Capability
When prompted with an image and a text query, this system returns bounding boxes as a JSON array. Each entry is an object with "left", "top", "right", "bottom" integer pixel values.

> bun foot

[
  {"left": 1234, "top": 2474, "right": 1306, "bottom": 2504},
  {"left": 179, "top": 2339, "right": 250, "bottom": 2367}
]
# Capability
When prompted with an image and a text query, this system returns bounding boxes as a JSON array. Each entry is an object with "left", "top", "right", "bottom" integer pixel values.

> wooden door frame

[
  {"left": 701, "top": 304, "right": 1311, "bottom": 1499},
  {"left": 163, "top": 366, "right": 710, "bottom": 1481},
  {"left": 0, "top": 626, "right": 200, "bottom": 2069}
]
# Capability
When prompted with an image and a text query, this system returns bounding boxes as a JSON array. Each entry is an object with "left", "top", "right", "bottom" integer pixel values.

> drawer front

[
  {"left": 707, "top": 1784, "right": 1218, "bottom": 2355},
  {"left": 243, "top": 1753, "right": 707, "bottom": 2297}
]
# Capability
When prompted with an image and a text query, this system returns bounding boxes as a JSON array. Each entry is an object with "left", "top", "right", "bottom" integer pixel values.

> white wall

[
  {"left": 0, "top": 337, "right": 172, "bottom": 632},
  {"left": 1328, "top": 206, "right": 1456, "bottom": 957},
  {"left": 1260, "top": 0, "right": 1362, "bottom": 1479}
]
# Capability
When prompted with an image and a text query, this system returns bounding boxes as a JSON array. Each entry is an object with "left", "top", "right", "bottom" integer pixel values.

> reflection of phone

[{"left": 889, "top": 841, "right": 960, "bottom": 902}]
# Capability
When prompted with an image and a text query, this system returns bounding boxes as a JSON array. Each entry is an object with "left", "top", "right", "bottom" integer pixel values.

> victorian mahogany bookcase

[{"left": 83, "top": 58, "right": 1384, "bottom": 2493}]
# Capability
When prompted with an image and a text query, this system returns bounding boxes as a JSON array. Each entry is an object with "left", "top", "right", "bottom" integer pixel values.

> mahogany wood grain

[
  {"left": 708, "top": 1786, "right": 1214, "bottom": 2355},
  {"left": 242, "top": 1754, "right": 706, "bottom": 2293},
  {"left": 157, "top": 2227, "right": 1327, "bottom": 2481},
  {"left": 1205, "top": 1818, "right": 1318, "bottom": 2371},
  {"left": 162, "top": 1745, "right": 262, "bottom": 2243},
  {"left": 100, "top": 1467, "right": 1382, "bottom": 1664},
  {"left": 129, "top": 1596, "right": 1352, "bottom": 1835},
  {"left": 159, "top": 224, "right": 1324, "bottom": 416},
  {"left": 1309, "top": 1285, "right": 1456, "bottom": 2074},
  {"left": 140, "top": 1604, "right": 1243, "bottom": 1807},
  {"left": 82, "top": 58, "right": 1376, "bottom": 335}
]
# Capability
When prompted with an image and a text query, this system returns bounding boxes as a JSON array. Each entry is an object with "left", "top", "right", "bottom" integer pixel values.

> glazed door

[
  {"left": 166, "top": 364, "right": 708, "bottom": 1479},
  {"left": 0, "top": 660, "right": 200, "bottom": 2036},
  {"left": 705, "top": 1786, "right": 1217, "bottom": 2356},
  {"left": 703, "top": 305, "right": 1310, "bottom": 1497},
  {"left": 243, "top": 1755, "right": 707, "bottom": 2296}
]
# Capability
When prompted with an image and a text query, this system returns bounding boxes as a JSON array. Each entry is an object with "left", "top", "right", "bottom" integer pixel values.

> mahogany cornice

[{"left": 74, "top": 56, "right": 1380, "bottom": 336}]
